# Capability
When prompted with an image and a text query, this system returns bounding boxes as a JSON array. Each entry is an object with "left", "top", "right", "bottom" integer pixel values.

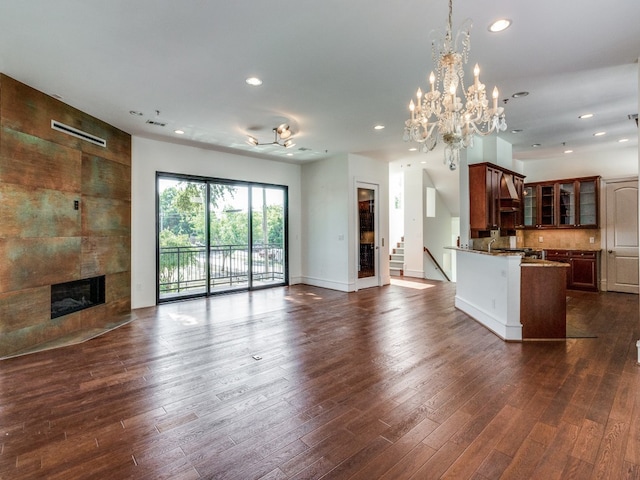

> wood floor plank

[{"left": 0, "top": 281, "right": 638, "bottom": 479}]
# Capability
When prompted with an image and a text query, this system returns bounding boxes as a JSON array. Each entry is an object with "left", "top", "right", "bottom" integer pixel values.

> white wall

[
  {"left": 300, "top": 155, "right": 350, "bottom": 290},
  {"left": 131, "top": 136, "right": 302, "bottom": 308},
  {"left": 522, "top": 146, "right": 638, "bottom": 182},
  {"left": 403, "top": 164, "right": 424, "bottom": 278},
  {"left": 423, "top": 169, "right": 454, "bottom": 281},
  {"left": 388, "top": 166, "right": 404, "bottom": 249},
  {"left": 300, "top": 153, "right": 390, "bottom": 291}
]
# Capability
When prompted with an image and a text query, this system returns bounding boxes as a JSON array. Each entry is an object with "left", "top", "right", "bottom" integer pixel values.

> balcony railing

[{"left": 159, "top": 244, "right": 285, "bottom": 297}]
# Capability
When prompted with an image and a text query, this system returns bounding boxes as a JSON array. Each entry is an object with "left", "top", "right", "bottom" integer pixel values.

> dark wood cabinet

[
  {"left": 544, "top": 249, "right": 599, "bottom": 291},
  {"left": 469, "top": 162, "right": 525, "bottom": 238},
  {"left": 524, "top": 176, "right": 600, "bottom": 229}
]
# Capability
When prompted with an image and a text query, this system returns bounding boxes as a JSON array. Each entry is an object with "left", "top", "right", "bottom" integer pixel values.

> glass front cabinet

[{"left": 523, "top": 176, "right": 599, "bottom": 229}]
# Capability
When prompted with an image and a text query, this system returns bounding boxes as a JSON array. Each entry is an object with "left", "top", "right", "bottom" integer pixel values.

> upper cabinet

[
  {"left": 469, "top": 162, "right": 525, "bottom": 238},
  {"left": 523, "top": 176, "right": 600, "bottom": 229}
]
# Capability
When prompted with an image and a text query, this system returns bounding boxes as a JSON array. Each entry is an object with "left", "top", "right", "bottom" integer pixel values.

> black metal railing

[{"left": 159, "top": 244, "right": 284, "bottom": 297}]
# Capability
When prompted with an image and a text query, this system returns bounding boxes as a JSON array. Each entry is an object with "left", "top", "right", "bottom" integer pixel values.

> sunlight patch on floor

[{"left": 390, "top": 278, "right": 435, "bottom": 290}]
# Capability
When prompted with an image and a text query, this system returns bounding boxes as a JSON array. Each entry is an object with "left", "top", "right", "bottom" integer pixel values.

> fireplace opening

[{"left": 51, "top": 276, "right": 106, "bottom": 319}]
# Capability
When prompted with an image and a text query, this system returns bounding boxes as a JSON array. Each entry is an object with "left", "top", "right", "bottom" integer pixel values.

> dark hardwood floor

[{"left": 1, "top": 279, "right": 639, "bottom": 479}]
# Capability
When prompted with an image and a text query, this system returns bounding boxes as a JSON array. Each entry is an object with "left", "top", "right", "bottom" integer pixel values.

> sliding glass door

[
  {"left": 157, "top": 174, "right": 287, "bottom": 302},
  {"left": 158, "top": 178, "right": 208, "bottom": 299},
  {"left": 209, "top": 184, "right": 249, "bottom": 293},
  {"left": 251, "top": 186, "right": 286, "bottom": 287}
]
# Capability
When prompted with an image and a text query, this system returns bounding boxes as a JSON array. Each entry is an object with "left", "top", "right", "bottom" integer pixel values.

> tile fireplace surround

[{"left": 0, "top": 73, "right": 131, "bottom": 358}]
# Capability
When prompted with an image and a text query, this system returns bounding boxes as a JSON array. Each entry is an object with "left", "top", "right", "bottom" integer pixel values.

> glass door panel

[
  {"left": 540, "top": 184, "right": 556, "bottom": 226},
  {"left": 558, "top": 182, "right": 575, "bottom": 226},
  {"left": 523, "top": 185, "right": 537, "bottom": 227},
  {"left": 251, "top": 186, "right": 286, "bottom": 287},
  {"left": 209, "top": 184, "right": 249, "bottom": 293},
  {"left": 158, "top": 178, "right": 207, "bottom": 300},
  {"left": 358, "top": 187, "right": 376, "bottom": 279},
  {"left": 579, "top": 179, "right": 597, "bottom": 226}
]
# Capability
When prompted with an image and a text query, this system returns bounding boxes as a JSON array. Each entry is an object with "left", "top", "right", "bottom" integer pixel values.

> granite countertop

[
  {"left": 522, "top": 246, "right": 602, "bottom": 252},
  {"left": 520, "top": 258, "right": 570, "bottom": 267},
  {"left": 445, "top": 247, "right": 524, "bottom": 256}
]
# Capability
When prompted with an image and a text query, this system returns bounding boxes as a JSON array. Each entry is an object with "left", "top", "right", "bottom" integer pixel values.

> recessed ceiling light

[
  {"left": 579, "top": 113, "right": 594, "bottom": 119},
  {"left": 511, "top": 92, "right": 529, "bottom": 98},
  {"left": 174, "top": 129, "right": 185, "bottom": 135},
  {"left": 51, "top": 93, "right": 64, "bottom": 100},
  {"left": 593, "top": 131, "right": 606, "bottom": 137},
  {"left": 421, "top": 161, "right": 427, "bottom": 164},
  {"left": 532, "top": 143, "right": 541, "bottom": 147},
  {"left": 409, "top": 147, "right": 418, "bottom": 152},
  {"left": 511, "top": 129, "right": 523, "bottom": 134},
  {"left": 489, "top": 18, "right": 512, "bottom": 33},
  {"left": 286, "top": 153, "right": 293, "bottom": 156},
  {"left": 619, "top": 138, "right": 629, "bottom": 143},
  {"left": 374, "top": 125, "right": 385, "bottom": 130},
  {"left": 564, "top": 150, "right": 574, "bottom": 154},
  {"left": 129, "top": 110, "right": 143, "bottom": 116},
  {"left": 245, "top": 77, "right": 263, "bottom": 86}
]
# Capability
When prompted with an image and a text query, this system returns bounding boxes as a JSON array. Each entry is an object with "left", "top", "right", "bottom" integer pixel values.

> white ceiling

[{"left": 0, "top": 0, "right": 638, "bottom": 214}]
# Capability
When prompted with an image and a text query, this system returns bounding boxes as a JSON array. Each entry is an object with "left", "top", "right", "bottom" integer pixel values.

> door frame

[
  {"left": 355, "top": 181, "right": 380, "bottom": 290},
  {"left": 603, "top": 176, "right": 639, "bottom": 293}
]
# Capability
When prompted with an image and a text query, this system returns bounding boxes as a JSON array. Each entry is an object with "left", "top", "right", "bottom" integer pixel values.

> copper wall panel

[
  {"left": 80, "top": 236, "right": 130, "bottom": 278},
  {"left": 82, "top": 154, "right": 131, "bottom": 200},
  {"left": 0, "top": 183, "right": 81, "bottom": 238},
  {"left": 0, "top": 237, "right": 82, "bottom": 293},
  {"left": 0, "top": 127, "right": 82, "bottom": 192},
  {"left": 0, "top": 287, "right": 50, "bottom": 332},
  {"left": 81, "top": 196, "right": 131, "bottom": 237}
]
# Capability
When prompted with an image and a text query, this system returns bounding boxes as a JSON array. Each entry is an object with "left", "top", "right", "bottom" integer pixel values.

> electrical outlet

[
  {"left": 538, "top": 236, "right": 543, "bottom": 243},
  {"left": 589, "top": 237, "right": 595, "bottom": 244}
]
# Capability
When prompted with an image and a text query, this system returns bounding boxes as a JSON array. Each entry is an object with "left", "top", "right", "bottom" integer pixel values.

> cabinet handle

[{"left": 608, "top": 250, "right": 613, "bottom": 254}]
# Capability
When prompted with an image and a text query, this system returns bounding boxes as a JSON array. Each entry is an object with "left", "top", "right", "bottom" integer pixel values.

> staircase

[{"left": 390, "top": 237, "right": 404, "bottom": 276}]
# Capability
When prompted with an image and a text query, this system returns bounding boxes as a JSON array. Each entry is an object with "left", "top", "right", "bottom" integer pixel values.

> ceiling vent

[
  {"left": 146, "top": 119, "right": 167, "bottom": 127},
  {"left": 51, "top": 120, "right": 107, "bottom": 147}
]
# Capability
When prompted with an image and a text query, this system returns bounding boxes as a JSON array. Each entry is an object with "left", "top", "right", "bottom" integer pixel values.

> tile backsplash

[{"left": 516, "top": 229, "right": 601, "bottom": 250}]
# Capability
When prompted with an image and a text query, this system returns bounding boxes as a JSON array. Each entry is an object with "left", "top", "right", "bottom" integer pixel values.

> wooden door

[{"left": 606, "top": 180, "right": 639, "bottom": 294}]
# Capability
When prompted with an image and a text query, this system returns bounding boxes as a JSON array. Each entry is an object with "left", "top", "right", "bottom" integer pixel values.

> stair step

[
  {"left": 390, "top": 254, "right": 403, "bottom": 261},
  {"left": 390, "top": 267, "right": 403, "bottom": 276},
  {"left": 390, "top": 261, "right": 404, "bottom": 268},
  {"left": 393, "top": 248, "right": 404, "bottom": 255}
]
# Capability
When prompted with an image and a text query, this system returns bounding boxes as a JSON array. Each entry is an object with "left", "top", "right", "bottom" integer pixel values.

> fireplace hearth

[{"left": 51, "top": 276, "right": 106, "bottom": 319}]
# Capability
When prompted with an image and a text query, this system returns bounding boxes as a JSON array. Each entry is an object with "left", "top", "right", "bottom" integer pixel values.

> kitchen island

[{"left": 450, "top": 248, "right": 569, "bottom": 341}]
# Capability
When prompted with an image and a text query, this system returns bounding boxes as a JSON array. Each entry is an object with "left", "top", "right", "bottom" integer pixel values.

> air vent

[
  {"left": 51, "top": 120, "right": 107, "bottom": 147},
  {"left": 146, "top": 119, "right": 167, "bottom": 127}
]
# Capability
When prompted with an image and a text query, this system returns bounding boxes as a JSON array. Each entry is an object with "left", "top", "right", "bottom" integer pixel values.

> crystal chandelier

[{"left": 403, "top": 0, "right": 507, "bottom": 170}]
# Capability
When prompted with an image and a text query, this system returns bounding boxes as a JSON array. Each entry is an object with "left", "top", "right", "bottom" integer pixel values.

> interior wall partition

[{"left": 156, "top": 173, "right": 288, "bottom": 302}]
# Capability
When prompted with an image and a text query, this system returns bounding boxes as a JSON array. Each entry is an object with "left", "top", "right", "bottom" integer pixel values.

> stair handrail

[{"left": 423, "top": 246, "right": 451, "bottom": 282}]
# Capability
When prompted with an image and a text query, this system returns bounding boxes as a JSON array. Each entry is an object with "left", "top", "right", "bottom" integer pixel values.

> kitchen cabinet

[
  {"left": 544, "top": 249, "right": 599, "bottom": 292},
  {"left": 524, "top": 176, "right": 600, "bottom": 229},
  {"left": 469, "top": 162, "right": 525, "bottom": 238}
]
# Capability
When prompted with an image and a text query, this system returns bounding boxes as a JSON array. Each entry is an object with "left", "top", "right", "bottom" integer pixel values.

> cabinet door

[
  {"left": 539, "top": 184, "right": 556, "bottom": 227},
  {"left": 523, "top": 185, "right": 537, "bottom": 227},
  {"left": 570, "top": 252, "right": 597, "bottom": 291},
  {"left": 558, "top": 181, "right": 576, "bottom": 226},
  {"left": 577, "top": 179, "right": 598, "bottom": 227}
]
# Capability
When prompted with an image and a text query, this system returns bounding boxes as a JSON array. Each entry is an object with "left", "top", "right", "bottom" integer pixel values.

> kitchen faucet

[{"left": 488, "top": 237, "right": 497, "bottom": 253}]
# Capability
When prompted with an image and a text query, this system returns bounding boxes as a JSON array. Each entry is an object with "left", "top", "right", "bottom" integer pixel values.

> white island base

[{"left": 454, "top": 249, "right": 523, "bottom": 341}]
